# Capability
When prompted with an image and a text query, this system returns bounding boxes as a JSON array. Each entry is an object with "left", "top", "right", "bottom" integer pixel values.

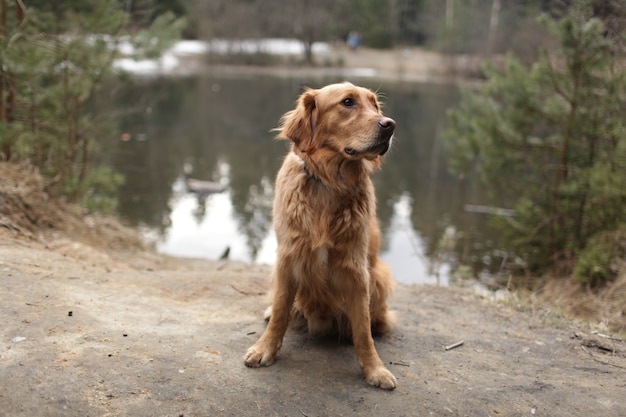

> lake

[{"left": 102, "top": 73, "right": 489, "bottom": 285}]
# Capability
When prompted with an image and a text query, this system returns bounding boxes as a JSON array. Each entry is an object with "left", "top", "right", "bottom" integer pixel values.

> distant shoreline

[{"left": 116, "top": 39, "right": 487, "bottom": 84}]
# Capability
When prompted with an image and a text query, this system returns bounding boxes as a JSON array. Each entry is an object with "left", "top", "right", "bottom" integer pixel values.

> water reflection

[
  {"left": 155, "top": 177, "right": 278, "bottom": 264},
  {"left": 104, "top": 75, "right": 464, "bottom": 284}
]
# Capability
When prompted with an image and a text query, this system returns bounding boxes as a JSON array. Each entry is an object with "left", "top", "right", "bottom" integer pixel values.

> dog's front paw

[
  {"left": 244, "top": 343, "right": 276, "bottom": 368},
  {"left": 365, "top": 366, "right": 397, "bottom": 390}
]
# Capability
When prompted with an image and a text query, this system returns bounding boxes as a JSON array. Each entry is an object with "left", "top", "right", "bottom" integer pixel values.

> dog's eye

[{"left": 341, "top": 98, "right": 355, "bottom": 107}]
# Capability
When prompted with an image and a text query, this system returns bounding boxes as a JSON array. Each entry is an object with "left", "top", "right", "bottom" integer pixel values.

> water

[{"left": 103, "top": 74, "right": 470, "bottom": 285}]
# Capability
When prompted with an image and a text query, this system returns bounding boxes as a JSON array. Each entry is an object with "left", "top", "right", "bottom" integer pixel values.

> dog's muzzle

[{"left": 344, "top": 117, "right": 396, "bottom": 156}]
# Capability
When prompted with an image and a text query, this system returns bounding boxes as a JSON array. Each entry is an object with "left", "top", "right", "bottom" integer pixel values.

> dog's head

[{"left": 276, "top": 82, "right": 395, "bottom": 162}]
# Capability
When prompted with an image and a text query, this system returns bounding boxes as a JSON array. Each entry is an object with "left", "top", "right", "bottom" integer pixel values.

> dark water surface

[{"left": 104, "top": 74, "right": 478, "bottom": 284}]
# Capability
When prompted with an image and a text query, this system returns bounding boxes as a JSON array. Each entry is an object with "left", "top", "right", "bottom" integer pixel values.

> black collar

[
  {"left": 302, "top": 161, "right": 322, "bottom": 184},
  {"left": 294, "top": 153, "right": 322, "bottom": 184}
]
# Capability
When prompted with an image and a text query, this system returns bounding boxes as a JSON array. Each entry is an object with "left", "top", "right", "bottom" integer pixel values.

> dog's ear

[{"left": 275, "top": 89, "right": 318, "bottom": 153}]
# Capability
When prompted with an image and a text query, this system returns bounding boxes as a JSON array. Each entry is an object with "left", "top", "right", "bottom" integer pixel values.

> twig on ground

[
  {"left": 444, "top": 340, "right": 464, "bottom": 351},
  {"left": 230, "top": 284, "right": 264, "bottom": 296},
  {"left": 390, "top": 360, "right": 411, "bottom": 367},
  {"left": 592, "top": 331, "right": 624, "bottom": 342}
]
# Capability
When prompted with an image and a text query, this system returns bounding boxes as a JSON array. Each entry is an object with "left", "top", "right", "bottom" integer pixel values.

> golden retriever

[{"left": 244, "top": 82, "right": 397, "bottom": 390}]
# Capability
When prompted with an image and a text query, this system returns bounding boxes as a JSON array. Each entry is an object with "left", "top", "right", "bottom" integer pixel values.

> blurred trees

[
  {"left": 173, "top": 0, "right": 625, "bottom": 59},
  {"left": 445, "top": 0, "right": 626, "bottom": 285},
  {"left": 0, "top": 0, "right": 183, "bottom": 210}
]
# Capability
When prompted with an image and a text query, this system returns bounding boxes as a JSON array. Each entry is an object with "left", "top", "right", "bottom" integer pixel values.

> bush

[{"left": 575, "top": 228, "right": 626, "bottom": 287}]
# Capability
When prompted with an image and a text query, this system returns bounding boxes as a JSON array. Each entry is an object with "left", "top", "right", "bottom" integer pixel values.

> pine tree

[
  {"left": 445, "top": 0, "right": 626, "bottom": 284},
  {"left": 0, "top": 0, "right": 183, "bottom": 210}
]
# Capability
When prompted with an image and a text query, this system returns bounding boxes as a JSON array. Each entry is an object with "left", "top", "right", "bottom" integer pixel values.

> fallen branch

[
  {"left": 581, "top": 346, "right": 626, "bottom": 370},
  {"left": 464, "top": 204, "right": 515, "bottom": 217}
]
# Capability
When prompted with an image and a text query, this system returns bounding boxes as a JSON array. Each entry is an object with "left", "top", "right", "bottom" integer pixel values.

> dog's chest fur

[{"left": 274, "top": 152, "right": 375, "bottom": 253}]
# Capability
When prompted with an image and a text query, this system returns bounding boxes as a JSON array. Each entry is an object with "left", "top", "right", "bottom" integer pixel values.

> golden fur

[{"left": 244, "top": 82, "right": 397, "bottom": 389}]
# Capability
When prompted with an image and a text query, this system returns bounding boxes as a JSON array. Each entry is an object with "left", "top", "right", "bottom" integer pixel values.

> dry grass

[
  {"left": 0, "top": 161, "right": 144, "bottom": 253},
  {"left": 533, "top": 273, "right": 626, "bottom": 337}
]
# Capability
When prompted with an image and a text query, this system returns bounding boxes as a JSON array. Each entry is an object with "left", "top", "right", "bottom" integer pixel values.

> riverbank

[{"left": 1, "top": 163, "right": 626, "bottom": 416}]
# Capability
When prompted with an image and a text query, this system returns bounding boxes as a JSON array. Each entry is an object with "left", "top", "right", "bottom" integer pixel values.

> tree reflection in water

[{"left": 102, "top": 75, "right": 475, "bottom": 284}]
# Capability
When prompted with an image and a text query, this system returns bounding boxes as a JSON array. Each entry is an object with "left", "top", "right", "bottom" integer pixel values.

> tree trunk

[
  {"left": 486, "top": 0, "right": 501, "bottom": 56},
  {"left": 445, "top": 0, "right": 454, "bottom": 31},
  {"left": 0, "top": 69, "right": 8, "bottom": 161},
  {"left": 303, "top": 40, "right": 314, "bottom": 66},
  {"left": 0, "top": 0, "right": 8, "bottom": 161}
]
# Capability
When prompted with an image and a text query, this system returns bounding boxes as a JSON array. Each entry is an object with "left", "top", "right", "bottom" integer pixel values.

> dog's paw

[
  {"left": 365, "top": 366, "right": 397, "bottom": 390},
  {"left": 243, "top": 344, "right": 275, "bottom": 368}
]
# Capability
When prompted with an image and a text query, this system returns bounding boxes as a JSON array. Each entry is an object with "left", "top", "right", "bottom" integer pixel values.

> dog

[{"left": 244, "top": 82, "right": 397, "bottom": 390}]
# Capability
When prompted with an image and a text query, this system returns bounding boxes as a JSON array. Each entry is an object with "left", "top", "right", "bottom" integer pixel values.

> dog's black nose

[{"left": 378, "top": 117, "right": 396, "bottom": 131}]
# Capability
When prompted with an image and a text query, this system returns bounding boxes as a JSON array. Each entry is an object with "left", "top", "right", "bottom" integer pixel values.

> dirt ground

[{"left": 1, "top": 232, "right": 625, "bottom": 417}]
